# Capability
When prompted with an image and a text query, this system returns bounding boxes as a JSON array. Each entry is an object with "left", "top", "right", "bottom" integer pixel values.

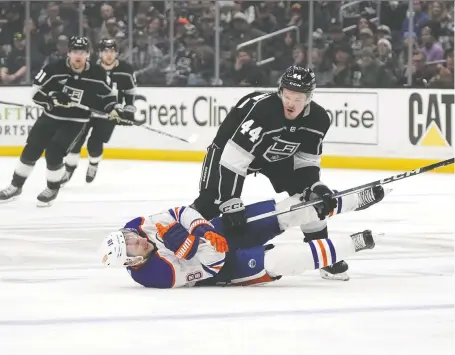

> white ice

[{"left": 0, "top": 157, "right": 453, "bottom": 355}]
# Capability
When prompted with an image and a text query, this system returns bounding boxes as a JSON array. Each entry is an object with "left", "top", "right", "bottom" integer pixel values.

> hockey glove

[
  {"left": 304, "top": 182, "right": 337, "bottom": 220},
  {"left": 48, "top": 92, "right": 72, "bottom": 109},
  {"left": 108, "top": 106, "right": 133, "bottom": 126},
  {"left": 189, "top": 219, "right": 229, "bottom": 253},
  {"left": 219, "top": 198, "right": 247, "bottom": 235},
  {"left": 155, "top": 222, "right": 199, "bottom": 260}
]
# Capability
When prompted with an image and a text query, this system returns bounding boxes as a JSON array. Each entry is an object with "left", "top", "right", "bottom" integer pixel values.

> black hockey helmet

[
  {"left": 279, "top": 65, "right": 316, "bottom": 95},
  {"left": 69, "top": 36, "right": 89, "bottom": 52},
  {"left": 99, "top": 38, "right": 117, "bottom": 52}
]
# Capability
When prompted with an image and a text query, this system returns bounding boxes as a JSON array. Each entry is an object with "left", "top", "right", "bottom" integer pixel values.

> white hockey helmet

[{"left": 99, "top": 229, "right": 144, "bottom": 267}]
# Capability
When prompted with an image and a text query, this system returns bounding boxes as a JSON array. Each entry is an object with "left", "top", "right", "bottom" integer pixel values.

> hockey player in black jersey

[
  {"left": 61, "top": 38, "right": 139, "bottom": 184},
  {"left": 0, "top": 36, "right": 132, "bottom": 207},
  {"left": 191, "top": 65, "right": 385, "bottom": 281}
]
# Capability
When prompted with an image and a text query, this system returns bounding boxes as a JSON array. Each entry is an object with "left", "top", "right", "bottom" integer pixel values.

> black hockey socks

[
  {"left": 12, "top": 158, "right": 36, "bottom": 188},
  {"left": 46, "top": 164, "right": 65, "bottom": 189}
]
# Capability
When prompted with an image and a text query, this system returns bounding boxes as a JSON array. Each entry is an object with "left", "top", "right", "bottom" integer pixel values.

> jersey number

[
  {"left": 35, "top": 69, "right": 47, "bottom": 83},
  {"left": 240, "top": 120, "right": 262, "bottom": 143}
]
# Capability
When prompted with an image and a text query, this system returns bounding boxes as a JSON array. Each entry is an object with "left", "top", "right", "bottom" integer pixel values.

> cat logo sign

[{"left": 408, "top": 93, "right": 453, "bottom": 147}]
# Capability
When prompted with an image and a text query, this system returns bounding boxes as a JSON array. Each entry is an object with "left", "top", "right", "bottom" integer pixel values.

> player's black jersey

[
  {"left": 99, "top": 59, "right": 137, "bottom": 106},
  {"left": 213, "top": 91, "right": 331, "bottom": 202},
  {"left": 32, "top": 58, "right": 117, "bottom": 123}
]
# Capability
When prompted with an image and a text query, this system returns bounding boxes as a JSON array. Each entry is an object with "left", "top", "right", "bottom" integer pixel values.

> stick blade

[{"left": 187, "top": 134, "right": 199, "bottom": 144}]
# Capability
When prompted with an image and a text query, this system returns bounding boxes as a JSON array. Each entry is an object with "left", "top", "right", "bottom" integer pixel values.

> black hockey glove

[
  {"left": 47, "top": 92, "right": 72, "bottom": 110},
  {"left": 303, "top": 182, "right": 337, "bottom": 220},
  {"left": 219, "top": 198, "right": 247, "bottom": 236}
]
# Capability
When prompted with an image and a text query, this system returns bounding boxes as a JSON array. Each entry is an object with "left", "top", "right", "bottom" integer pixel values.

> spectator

[
  {"left": 226, "top": 48, "right": 265, "bottom": 86},
  {"left": 324, "top": 23, "right": 349, "bottom": 66},
  {"left": 357, "top": 47, "right": 396, "bottom": 87},
  {"left": 38, "top": 2, "right": 61, "bottom": 32},
  {"left": 398, "top": 31, "right": 418, "bottom": 71},
  {"left": 428, "top": 1, "right": 454, "bottom": 50},
  {"left": 198, "top": 13, "right": 215, "bottom": 47},
  {"left": 0, "top": 33, "right": 27, "bottom": 84},
  {"left": 23, "top": 18, "right": 46, "bottom": 59},
  {"left": 132, "top": 30, "right": 164, "bottom": 85},
  {"left": 115, "top": 31, "right": 130, "bottom": 62},
  {"left": 104, "top": 18, "right": 120, "bottom": 40},
  {"left": 171, "top": 24, "right": 201, "bottom": 86},
  {"left": 191, "top": 44, "right": 214, "bottom": 85},
  {"left": 313, "top": 1, "right": 340, "bottom": 33},
  {"left": 96, "top": 3, "right": 115, "bottom": 41},
  {"left": 292, "top": 43, "right": 306, "bottom": 67},
  {"left": 420, "top": 25, "right": 444, "bottom": 61},
  {"left": 273, "top": 31, "right": 298, "bottom": 71},
  {"left": 40, "top": 18, "right": 66, "bottom": 58},
  {"left": 252, "top": 2, "right": 279, "bottom": 34},
  {"left": 332, "top": 44, "right": 361, "bottom": 87},
  {"left": 402, "top": 0, "right": 429, "bottom": 36},
  {"left": 399, "top": 51, "right": 430, "bottom": 87},
  {"left": 148, "top": 16, "right": 167, "bottom": 51},
  {"left": 310, "top": 47, "right": 334, "bottom": 87},
  {"left": 221, "top": 12, "right": 265, "bottom": 52},
  {"left": 134, "top": 12, "right": 149, "bottom": 32},
  {"left": 44, "top": 34, "right": 68, "bottom": 65},
  {"left": 380, "top": 1, "right": 408, "bottom": 33},
  {"left": 377, "top": 38, "right": 398, "bottom": 71},
  {"left": 377, "top": 25, "right": 392, "bottom": 41},
  {"left": 428, "top": 65, "right": 454, "bottom": 88},
  {"left": 444, "top": 48, "right": 454, "bottom": 75}
]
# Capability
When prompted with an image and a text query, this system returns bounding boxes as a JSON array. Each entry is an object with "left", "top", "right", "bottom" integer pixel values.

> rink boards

[{"left": 0, "top": 87, "right": 452, "bottom": 173}]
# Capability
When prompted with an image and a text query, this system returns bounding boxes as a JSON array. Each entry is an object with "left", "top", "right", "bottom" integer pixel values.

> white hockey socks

[{"left": 264, "top": 231, "right": 376, "bottom": 278}]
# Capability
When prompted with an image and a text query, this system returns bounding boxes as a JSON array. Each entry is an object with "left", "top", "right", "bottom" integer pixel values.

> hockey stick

[
  {"left": 73, "top": 103, "right": 199, "bottom": 144},
  {"left": 0, "top": 99, "right": 198, "bottom": 144},
  {"left": 0, "top": 100, "right": 38, "bottom": 110},
  {"left": 246, "top": 157, "right": 454, "bottom": 223}
]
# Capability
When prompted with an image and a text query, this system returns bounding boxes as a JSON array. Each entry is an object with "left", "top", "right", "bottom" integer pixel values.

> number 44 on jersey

[{"left": 240, "top": 120, "right": 263, "bottom": 142}]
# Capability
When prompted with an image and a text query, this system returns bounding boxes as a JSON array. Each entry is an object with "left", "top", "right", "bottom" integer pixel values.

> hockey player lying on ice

[{"left": 100, "top": 187, "right": 387, "bottom": 288}]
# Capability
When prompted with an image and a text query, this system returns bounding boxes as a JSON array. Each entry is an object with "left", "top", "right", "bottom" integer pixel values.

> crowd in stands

[{"left": 0, "top": 1, "right": 453, "bottom": 88}]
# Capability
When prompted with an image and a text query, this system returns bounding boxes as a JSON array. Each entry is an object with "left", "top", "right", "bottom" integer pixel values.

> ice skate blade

[
  {"left": 36, "top": 200, "right": 54, "bottom": 208},
  {"left": 0, "top": 196, "right": 19, "bottom": 204},
  {"left": 319, "top": 269, "right": 350, "bottom": 281}
]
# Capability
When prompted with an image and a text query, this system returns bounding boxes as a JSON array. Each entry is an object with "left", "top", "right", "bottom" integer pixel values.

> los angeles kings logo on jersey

[{"left": 263, "top": 136, "right": 300, "bottom": 162}]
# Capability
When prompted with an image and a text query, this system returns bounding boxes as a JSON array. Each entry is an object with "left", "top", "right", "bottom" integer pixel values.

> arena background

[{"left": 0, "top": 0, "right": 452, "bottom": 172}]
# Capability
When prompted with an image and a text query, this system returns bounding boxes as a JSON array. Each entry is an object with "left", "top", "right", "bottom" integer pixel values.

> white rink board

[{"left": 0, "top": 87, "right": 453, "bottom": 161}]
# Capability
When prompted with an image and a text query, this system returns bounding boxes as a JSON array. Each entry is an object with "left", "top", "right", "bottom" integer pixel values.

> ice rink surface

[{"left": 0, "top": 157, "right": 453, "bottom": 355}]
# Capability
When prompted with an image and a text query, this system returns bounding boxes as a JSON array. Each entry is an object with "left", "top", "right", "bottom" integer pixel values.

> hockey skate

[
  {"left": 350, "top": 229, "right": 376, "bottom": 252},
  {"left": 355, "top": 186, "right": 390, "bottom": 211},
  {"left": 319, "top": 230, "right": 377, "bottom": 281},
  {"left": 60, "top": 169, "right": 75, "bottom": 187},
  {"left": 86, "top": 163, "right": 98, "bottom": 183},
  {"left": 0, "top": 185, "right": 22, "bottom": 203},
  {"left": 37, "top": 187, "right": 59, "bottom": 207},
  {"left": 320, "top": 261, "right": 350, "bottom": 281}
]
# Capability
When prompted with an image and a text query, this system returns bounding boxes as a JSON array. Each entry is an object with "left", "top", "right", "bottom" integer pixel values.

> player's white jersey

[{"left": 124, "top": 206, "right": 226, "bottom": 288}]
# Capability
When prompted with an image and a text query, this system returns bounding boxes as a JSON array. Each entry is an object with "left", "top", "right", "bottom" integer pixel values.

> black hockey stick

[
  {"left": 246, "top": 157, "right": 454, "bottom": 223},
  {"left": 0, "top": 100, "right": 198, "bottom": 144},
  {"left": 73, "top": 104, "right": 199, "bottom": 144}
]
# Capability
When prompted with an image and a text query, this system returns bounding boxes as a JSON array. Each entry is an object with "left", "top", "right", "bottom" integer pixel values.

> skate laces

[
  {"left": 1, "top": 185, "right": 17, "bottom": 195},
  {"left": 352, "top": 232, "right": 366, "bottom": 249},
  {"left": 41, "top": 188, "right": 56, "bottom": 197},
  {"left": 358, "top": 188, "right": 375, "bottom": 206}
]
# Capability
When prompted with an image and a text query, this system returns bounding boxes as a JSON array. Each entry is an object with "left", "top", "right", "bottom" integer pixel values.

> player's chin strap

[
  {"left": 246, "top": 158, "right": 454, "bottom": 223},
  {"left": 0, "top": 99, "right": 198, "bottom": 144}
]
